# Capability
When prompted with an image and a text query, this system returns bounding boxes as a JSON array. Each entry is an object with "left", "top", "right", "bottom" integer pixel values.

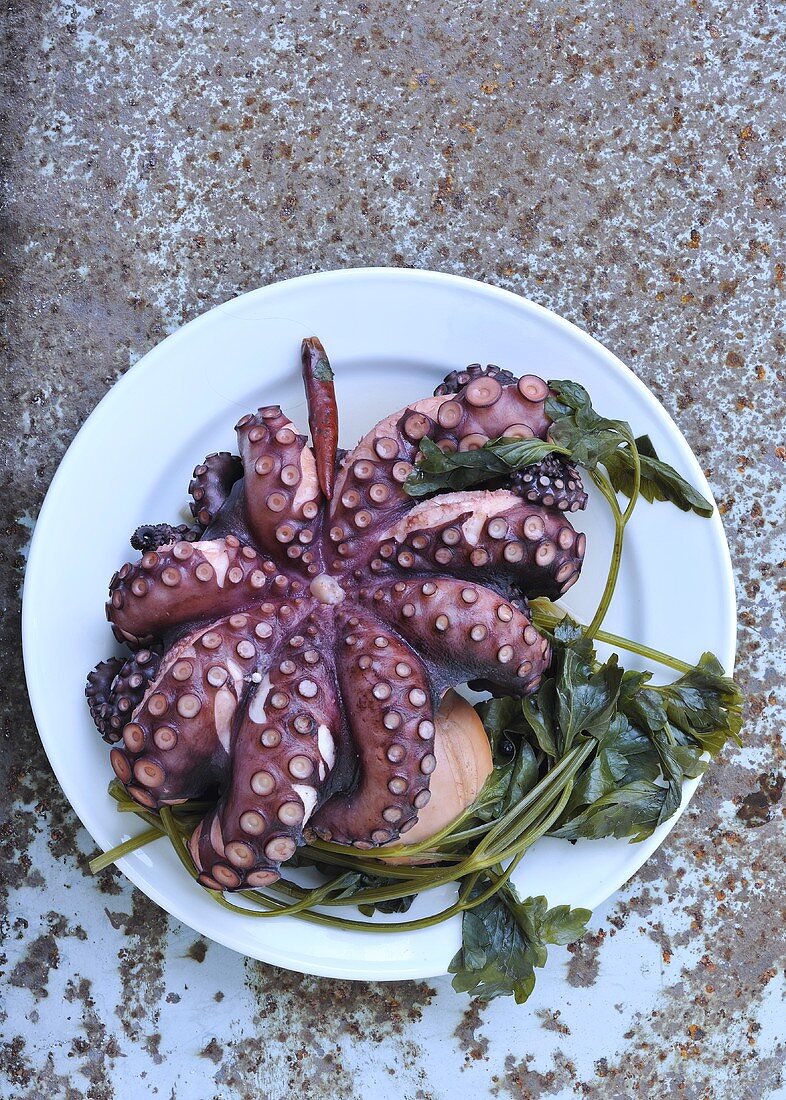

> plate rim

[{"left": 22, "top": 266, "right": 737, "bottom": 979}]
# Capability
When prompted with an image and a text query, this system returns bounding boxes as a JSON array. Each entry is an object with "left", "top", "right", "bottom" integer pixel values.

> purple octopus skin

[{"left": 87, "top": 348, "right": 586, "bottom": 892}]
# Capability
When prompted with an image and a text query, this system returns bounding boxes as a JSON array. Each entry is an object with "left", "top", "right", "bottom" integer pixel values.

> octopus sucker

[{"left": 88, "top": 343, "right": 587, "bottom": 889}]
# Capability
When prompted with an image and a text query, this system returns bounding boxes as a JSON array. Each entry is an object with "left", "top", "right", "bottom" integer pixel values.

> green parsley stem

[
  {"left": 494, "top": 776, "right": 577, "bottom": 863},
  {"left": 530, "top": 601, "right": 695, "bottom": 675},
  {"left": 593, "top": 628, "right": 693, "bottom": 675},
  {"left": 620, "top": 436, "right": 641, "bottom": 526},
  {"left": 95, "top": 737, "right": 591, "bottom": 924},
  {"left": 582, "top": 469, "right": 625, "bottom": 640},
  {"left": 298, "top": 848, "right": 446, "bottom": 880},
  {"left": 88, "top": 826, "right": 165, "bottom": 874}
]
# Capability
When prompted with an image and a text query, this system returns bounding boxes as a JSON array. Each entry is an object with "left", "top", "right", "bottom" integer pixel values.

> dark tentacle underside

[
  {"left": 86, "top": 657, "right": 126, "bottom": 741},
  {"left": 86, "top": 650, "right": 161, "bottom": 742},
  {"left": 189, "top": 452, "right": 243, "bottom": 529},
  {"left": 131, "top": 523, "right": 200, "bottom": 553},
  {"left": 434, "top": 362, "right": 518, "bottom": 396},
  {"left": 504, "top": 455, "right": 588, "bottom": 513}
]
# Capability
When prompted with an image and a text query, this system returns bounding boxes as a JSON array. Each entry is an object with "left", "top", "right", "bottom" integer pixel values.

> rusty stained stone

[
  {"left": 736, "top": 772, "right": 785, "bottom": 828},
  {"left": 2, "top": 0, "right": 785, "bottom": 1096}
]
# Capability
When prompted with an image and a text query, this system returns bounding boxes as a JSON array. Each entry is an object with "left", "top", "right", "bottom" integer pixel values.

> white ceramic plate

[{"left": 23, "top": 269, "right": 736, "bottom": 980}]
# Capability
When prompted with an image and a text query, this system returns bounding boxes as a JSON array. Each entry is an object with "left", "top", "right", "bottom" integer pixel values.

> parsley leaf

[
  {"left": 451, "top": 619, "right": 742, "bottom": 1003},
  {"left": 652, "top": 652, "right": 744, "bottom": 755},
  {"left": 473, "top": 697, "right": 541, "bottom": 821},
  {"left": 515, "top": 616, "right": 743, "bottom": 846},
  {"left": 563, "top": 714, "right": 629, "bottom": 810},
  {"left": 545, "top": 379, "right": 634, "bottom": 470},
  {"left": 475, "top": 696, "right": 529, "bottom": 758},
  {"left": 404, "top": 435, "right": 558, "bottom": 497},
  {"left": 550, "top": 780, "right": 671, "bottom": 842},
  {"left": 524, "top": 615, "right": 622, "bottom": 756},
  {"left": 521, "top": 677, "right": 559, "bottom": 759},
  {"left": 604, "top": 434, "right": 713, "bottom": 517},
  {"left": 555, "top": 651, "right": 624, "bottom": 750},
  {"left": 449, "top": 884, "right": 591, "bottom": 1002}
]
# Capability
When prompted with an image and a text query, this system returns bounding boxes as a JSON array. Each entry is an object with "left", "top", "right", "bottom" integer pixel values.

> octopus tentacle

[
  {"left": 374, "top": 489, "right": 585, "bottom": 600},
  {"left": 86, "top": 649, "right": 161, "bottom": 742},
  {"left": 236, "top": 407, "right": 322, "bottom": 572},
  {"left": 189, "top": 452, "right": 243, "bottom": 529},
  {"left": 309, "top": 610, "right": 436, "bottom": 847},
  {"left": 110, "top": 604, "right": 309, "bottom": 812},
  {"left": 434, "top": 362, "right": 518, "bottom": 396},
  {"left": 109, "top": 627, "right": 242, "bottom": 809},
  {"left": 189, "top": 622, "right": 342, "bottom": 890},
  {"left": 328, "top": 376, "right": 552, "bottom": 555},
  {"left": 361, "top": 577, "right": 551, "bottom": 698},
  {"left": 107, "top": 537, "right": 285, "bottom": 647}
]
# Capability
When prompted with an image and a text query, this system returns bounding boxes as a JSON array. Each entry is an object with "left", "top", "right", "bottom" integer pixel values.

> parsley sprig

[{"left": 90, "top": 376, "right": 739, "bottom": 1004}]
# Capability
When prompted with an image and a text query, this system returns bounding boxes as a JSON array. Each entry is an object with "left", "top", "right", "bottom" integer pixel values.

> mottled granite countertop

[{"left": 2, "top": 1, "right": 784, "bottom": 1097}]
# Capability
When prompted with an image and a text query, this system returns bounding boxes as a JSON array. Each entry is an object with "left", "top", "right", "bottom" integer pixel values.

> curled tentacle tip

[{"left": 131, "top": 522, "right": 200, "bottom": 553}]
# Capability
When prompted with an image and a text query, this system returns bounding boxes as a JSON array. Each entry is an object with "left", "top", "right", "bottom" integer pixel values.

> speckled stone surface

[{"left": 3, "top": 1, "right": 785, "bottom": 1097}]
